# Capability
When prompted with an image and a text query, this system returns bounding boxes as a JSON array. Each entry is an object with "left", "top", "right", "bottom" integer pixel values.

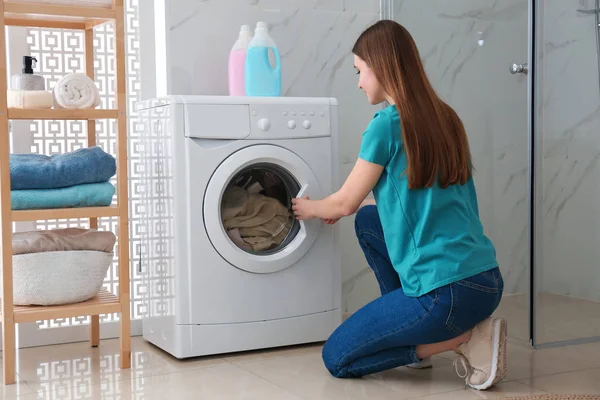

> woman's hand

[
  {"left": 292, "top": 196, "right": 341, "bottom": 223},
  {"left": 292, "top": 158, "right": 382, "bottom": 220},
  {"left": 292, "top": 196, "right": 315, "bottom": 220}
]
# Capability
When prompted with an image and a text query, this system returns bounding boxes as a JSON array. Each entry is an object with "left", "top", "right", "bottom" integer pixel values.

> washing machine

[{"left": 136, "top": 95, "right": 342, "bottom": 358}]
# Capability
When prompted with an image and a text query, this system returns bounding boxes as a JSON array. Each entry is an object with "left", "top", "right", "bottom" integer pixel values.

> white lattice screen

[{"left": 22, "top": 0, "right": 144, "bottom": 330}]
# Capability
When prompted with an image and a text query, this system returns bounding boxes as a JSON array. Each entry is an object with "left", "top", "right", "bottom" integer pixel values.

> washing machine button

[
  {"left": 258, "top": 118, "right": 271, "bottom": 131},
  {"left": 288, "top": 120, "right": 297, "bottom": 130},
  {"left": 303, "top": 120, "right": 312, "bottom": 129}
]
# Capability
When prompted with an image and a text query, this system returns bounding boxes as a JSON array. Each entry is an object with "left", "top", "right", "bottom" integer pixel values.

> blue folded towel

[
  {"left": 11, "top": 182, "right": 115, "bottom": 210},
  {"left": 10, "top": 146, "right": 117, "bottom": 190}
]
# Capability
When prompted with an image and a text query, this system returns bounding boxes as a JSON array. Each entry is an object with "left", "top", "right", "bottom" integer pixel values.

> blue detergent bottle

[{"left": 245, "top": 22, "right": 281, "bottom": 96}]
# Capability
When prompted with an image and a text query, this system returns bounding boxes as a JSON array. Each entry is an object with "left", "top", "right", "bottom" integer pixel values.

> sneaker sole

[{"left": 469, "top": 318, "right": 507, "bottom": 391}]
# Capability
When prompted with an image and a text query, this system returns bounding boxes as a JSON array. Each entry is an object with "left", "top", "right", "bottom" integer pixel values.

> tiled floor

[
  {"left": 1, "top": 291, "right": 600, "bottom": 399},
  {"left": 0, "top": 334, "right": 598, "bottom": 399},
  {"left": 495, "top": 293, "right": 600, "bottom": 343}
]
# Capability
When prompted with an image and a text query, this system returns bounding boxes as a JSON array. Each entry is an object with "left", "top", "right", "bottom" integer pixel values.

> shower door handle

[{"left": 510, "top": 63, "right": 528, "bottom": 75}]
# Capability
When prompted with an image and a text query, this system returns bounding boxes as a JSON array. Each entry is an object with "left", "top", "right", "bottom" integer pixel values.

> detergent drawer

[{"left": 184, "top": 103, "right": 251, "bottom": 140}]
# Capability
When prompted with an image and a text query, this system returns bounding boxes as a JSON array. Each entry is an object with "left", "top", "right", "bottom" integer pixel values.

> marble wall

[
  {"left": 537, "top": 0, "right": 600, "bottom": 302},
  {"left": 142, "top": 0, "right": 600, "bottom": 311}
]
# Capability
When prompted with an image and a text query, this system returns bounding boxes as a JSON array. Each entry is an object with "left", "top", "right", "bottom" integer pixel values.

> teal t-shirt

[{"left": 358, "top": 105, "right": 498, "bottom": 297}]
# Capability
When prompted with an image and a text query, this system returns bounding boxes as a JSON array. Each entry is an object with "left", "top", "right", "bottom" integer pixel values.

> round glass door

[{"left": 204, "top": 145, "right": 323, "bottom": 273}]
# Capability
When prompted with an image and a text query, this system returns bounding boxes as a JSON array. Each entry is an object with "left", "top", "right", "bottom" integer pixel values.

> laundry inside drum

[{"left": 220, "top": 163, "right": 301, "bottom": 255}]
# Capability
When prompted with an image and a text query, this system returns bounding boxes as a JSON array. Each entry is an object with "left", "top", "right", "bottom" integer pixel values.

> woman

[{"left": 291, "top": 20, "right": 506, "bottom": 391}]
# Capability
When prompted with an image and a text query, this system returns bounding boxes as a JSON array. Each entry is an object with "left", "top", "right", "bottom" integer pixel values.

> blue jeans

[{"left": 322, "top": 205, "right": 504, "bottom": 378}]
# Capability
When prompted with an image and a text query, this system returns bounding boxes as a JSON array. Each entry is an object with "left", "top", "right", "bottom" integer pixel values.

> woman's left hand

[{"left": 292, "top": 196, "right": 315, "bottom": 220}]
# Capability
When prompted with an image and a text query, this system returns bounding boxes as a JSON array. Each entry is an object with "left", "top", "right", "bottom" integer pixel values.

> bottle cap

[{"left": 256, "top": 21, "right": 268, "bottom": 33}]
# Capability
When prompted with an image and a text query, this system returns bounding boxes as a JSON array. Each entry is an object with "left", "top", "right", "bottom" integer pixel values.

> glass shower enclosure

[{"left": 383, "top": 0, "right": 600, "bottom": 348}]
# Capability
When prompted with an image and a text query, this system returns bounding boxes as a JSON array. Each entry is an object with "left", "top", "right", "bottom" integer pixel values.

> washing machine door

[{"left": 204, "top": 145, "right": 324, "bottom": 273}]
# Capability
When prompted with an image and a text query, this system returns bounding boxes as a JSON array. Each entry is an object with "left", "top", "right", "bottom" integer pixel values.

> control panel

[{"left": 249, "top": 103, "right": 331, "bottom": 139}]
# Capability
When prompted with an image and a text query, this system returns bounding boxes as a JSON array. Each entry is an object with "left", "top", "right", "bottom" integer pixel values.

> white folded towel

[
  {"left": 53, "top": 73, "right": 101, "bottom": 109},
  {"left": 7, "top": 90, "right": 53, "bottom": 109}
]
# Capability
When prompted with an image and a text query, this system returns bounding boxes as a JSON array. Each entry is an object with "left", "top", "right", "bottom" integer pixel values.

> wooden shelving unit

[
  {"left": 0, "top": 0, "right": 130, "bottom": 385},
  {"left": 8, "top": 108, "right": 119, "bottom": 120},
  {"left": 0, "top": 289, "right": 121, "bottom": 323},
  {"left": 12, "top": 205, "right": 120, "bottom": 222}
]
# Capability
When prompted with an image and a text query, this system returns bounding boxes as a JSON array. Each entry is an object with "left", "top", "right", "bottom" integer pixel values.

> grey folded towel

[{"left": 12, "top": 228, "right": 116, "bottom": 255}]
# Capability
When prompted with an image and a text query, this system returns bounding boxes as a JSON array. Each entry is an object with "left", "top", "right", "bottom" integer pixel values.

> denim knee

[
  {"left": 322, "top": 339, "right": 351, "bottom": 379},
  {"left": 354, "top": 205, "right": 377, "bottom": 237}
]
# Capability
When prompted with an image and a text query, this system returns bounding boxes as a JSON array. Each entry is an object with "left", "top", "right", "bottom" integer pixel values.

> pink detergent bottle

[{"left": 228, "top": 25, "right": 253, "bottom": 96}]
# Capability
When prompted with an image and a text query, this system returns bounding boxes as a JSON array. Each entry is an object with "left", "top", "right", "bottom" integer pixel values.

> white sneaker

[
  {"left": 454, "top": 317, "right": 508, "bottom": 390},
  {"left": 407, "top": 357, "right": 432, "bottom": 369}
]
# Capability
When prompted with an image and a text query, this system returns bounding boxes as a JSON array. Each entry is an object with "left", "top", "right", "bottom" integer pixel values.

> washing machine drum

[{"left": 204, "top": 145, "right": 324, "bottom": 274}]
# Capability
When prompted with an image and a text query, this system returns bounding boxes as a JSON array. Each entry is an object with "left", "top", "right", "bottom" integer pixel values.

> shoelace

[{"left": 453, "top": 355, "right": 472, "bottom": 388}]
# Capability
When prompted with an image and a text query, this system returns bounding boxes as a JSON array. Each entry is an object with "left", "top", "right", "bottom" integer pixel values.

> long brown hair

[{"left": 353, "top": 20, "right": 472, "bottom": 189}]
